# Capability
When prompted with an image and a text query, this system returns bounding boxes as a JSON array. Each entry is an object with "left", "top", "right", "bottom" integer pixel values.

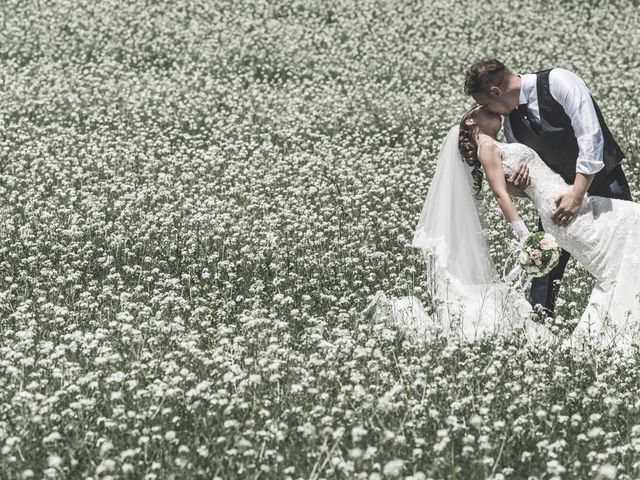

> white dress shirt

[{"left": 502, "top": 68, "right": 606, "bottom": 175}]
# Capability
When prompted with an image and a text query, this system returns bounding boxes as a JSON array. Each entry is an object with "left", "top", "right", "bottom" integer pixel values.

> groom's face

[{"left": 472, "top": 88, "right": 512, "bottom": 116}]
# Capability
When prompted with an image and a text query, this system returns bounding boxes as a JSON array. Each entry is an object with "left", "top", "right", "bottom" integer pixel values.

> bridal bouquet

[{"left": 518, "top": 232, "right": 562, "bottom": 277}]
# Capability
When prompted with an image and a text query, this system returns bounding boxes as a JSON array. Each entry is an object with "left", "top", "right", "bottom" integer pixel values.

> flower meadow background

[{"left": 1, "top": 0, "right": 640, "bottom": 478}]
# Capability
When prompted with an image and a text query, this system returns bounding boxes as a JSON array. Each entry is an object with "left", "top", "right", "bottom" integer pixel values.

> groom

[{"left": 464, "top": 59, "right": 631, "bottom": 318}]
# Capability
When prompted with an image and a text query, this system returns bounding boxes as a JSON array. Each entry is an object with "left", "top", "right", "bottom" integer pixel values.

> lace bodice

[{"left": 496, "top": 142, "right": 576, "bottom": 218}]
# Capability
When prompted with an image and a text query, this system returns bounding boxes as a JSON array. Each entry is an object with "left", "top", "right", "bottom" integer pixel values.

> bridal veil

[{"left": 411, "top": 125, "right": 534, "bottom": 340}]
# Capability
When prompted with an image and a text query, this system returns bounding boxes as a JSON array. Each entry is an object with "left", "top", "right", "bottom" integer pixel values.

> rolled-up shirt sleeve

[{"left": 549, "top": 68, "right": 605, "bottom": 175}]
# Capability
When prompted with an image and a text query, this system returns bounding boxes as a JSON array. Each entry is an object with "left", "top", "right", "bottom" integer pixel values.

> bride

[{"left": 364, "top": 105, "right": 640, "bottom": 354}]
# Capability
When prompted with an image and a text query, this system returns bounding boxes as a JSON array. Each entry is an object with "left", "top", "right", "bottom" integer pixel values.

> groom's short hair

[{"left": 464, "top": 59, "right": 511, "bottom": 95}]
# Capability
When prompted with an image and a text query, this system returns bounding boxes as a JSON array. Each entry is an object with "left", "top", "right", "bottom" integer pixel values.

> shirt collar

[{"left": 518, "top": 73, "right": 536, "bottom": 105}]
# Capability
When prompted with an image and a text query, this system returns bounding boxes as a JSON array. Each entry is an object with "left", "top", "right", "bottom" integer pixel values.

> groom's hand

[{"left": 553, "top": 192, "right": 583, "bottom": 226}]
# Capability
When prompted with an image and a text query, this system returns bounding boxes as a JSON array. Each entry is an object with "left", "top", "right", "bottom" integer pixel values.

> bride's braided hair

[{"left": 458, "top": 105, "right": 483, "bottom": 199}]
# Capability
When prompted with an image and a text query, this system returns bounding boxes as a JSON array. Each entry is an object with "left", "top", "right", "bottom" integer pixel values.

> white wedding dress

[
  {"left": 497, "top": 140, "right": 640, "bottom": 353},
  {"left": 367, "top": 127, "right": 640, "bottom": 354}
]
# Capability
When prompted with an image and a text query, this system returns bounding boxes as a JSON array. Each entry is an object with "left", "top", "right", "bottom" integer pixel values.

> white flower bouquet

[{"left": 518, "top": 232, "right": 562, "bottom": 277}]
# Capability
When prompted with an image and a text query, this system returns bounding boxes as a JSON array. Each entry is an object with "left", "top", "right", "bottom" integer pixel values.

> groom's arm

[
  {"left": 550, "top": 68, "right": 605, "bottom": 177},
  {"left": 549, "top": 68, "right": 604, "bottom": 226}
]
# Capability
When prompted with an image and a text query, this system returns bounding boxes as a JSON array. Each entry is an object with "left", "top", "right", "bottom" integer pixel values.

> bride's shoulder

[
  {"left": 500, "top": 142, "right": 538, "bottom": 162},
  {"left": 477, "top": 138, "right": 501, "bottom": 154},
  {"left": 497, "top": 141, "right": 525, "bottom": 151},
  {"left": 503, "top": 141, "right": 532, "bottom": 152}
]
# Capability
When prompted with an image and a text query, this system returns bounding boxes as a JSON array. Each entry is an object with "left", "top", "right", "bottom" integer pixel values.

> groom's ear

[{"left": 489, "top": 85, "right": 502, "bottom": 97}]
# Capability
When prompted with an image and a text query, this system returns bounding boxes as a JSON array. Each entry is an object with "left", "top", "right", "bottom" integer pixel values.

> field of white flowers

[{"left": 1, "top": 0, "right": 640, "bottom": 478}]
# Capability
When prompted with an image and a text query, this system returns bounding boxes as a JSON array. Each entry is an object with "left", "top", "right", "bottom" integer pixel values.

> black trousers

[{"left": 529, "top": 165, "right": 633, "bottom": 316}]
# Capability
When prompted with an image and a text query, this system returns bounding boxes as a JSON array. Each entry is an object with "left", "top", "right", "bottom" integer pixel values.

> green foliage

[{"left": 0, "top": 0, "right": 639, "bottom": 478}]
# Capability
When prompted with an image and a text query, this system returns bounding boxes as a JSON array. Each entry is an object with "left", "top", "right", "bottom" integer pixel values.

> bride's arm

[{"left": 478, "top": 144, "right": 531, "bottom": 241}]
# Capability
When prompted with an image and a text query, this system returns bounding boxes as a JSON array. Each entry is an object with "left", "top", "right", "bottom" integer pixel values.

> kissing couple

[{"left": 364, "top": 59, "right": 640, "bottom": 354}]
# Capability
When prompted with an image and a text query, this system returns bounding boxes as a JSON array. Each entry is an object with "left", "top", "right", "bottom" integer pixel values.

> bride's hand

[
  {"left": 505, "top": 177, "right": 527, "bottom": 197},
  {"left": 506, "top": 163, "right": 531, "bottom": 188}
]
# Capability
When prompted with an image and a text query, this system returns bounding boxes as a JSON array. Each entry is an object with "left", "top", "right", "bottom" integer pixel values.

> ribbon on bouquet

[{"left": 501, "top": 238, "right": 533, "bottom": 293}]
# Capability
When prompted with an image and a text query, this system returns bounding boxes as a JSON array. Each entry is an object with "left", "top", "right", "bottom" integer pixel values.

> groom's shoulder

[
  {"left": 547, "top": 68, "right": 587, "bottom": 87},
  {"left": 533, "top": 68, "right": 554, "bottom": 75},
  {"left": 529, "top": 68, "right": 586, "bottom": 90},
  {"left": 534, "top": 67, "right": 581, "bottom": 78}
]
